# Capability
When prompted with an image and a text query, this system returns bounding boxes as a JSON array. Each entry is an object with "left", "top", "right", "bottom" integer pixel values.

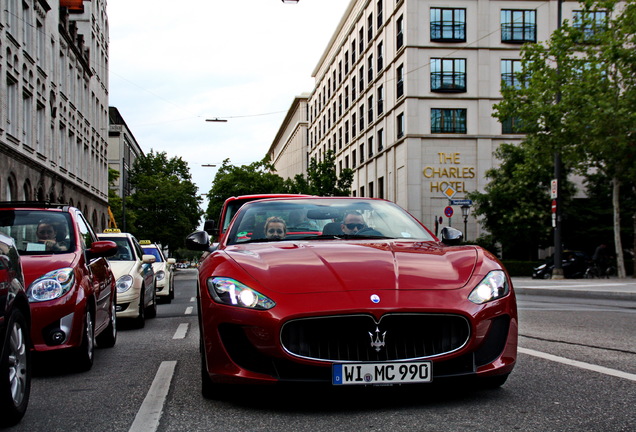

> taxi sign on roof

[
  {"left": 103, "top": 228, "right": 121, "bottom": 233},
  {"left": 139, "top": 240, "right": 152, "bottom": 245}
]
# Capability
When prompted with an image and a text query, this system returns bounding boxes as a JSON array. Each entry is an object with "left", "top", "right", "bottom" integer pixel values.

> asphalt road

[{"left": 5, "top": 270, "right": 635, "bottom": 432}]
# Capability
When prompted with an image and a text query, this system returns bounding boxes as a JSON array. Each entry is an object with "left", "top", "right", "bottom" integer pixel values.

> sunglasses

[
  {"left": 344, "top": 223, "right": 365, "bottom": 230},
  {"left": 267, "top": 229, "right": 285, "bottom": 234}
]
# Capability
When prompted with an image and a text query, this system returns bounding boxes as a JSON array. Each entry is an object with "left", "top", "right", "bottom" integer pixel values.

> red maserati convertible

[{"left": 187, "top": 197, "right": 517, "bottom": 398}]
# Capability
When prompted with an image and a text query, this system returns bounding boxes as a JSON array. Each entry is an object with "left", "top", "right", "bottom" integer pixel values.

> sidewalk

[{"left": 511, "top": 276, "right": 636, "bottom": 301}]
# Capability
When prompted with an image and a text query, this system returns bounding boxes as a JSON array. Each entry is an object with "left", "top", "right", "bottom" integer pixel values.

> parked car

[
  {"left": 0, "top": 203, "right": 118, "bottom": 372},
  {"left": 0, "top": 232, "right": 31, "bottom": 426},
  {"left": 187, "top": 197, "right": 517, "bottom": 398},
  {"left": 97, "top": 230, "right": 156, "bottom": 328},
  {"left": 532, "top": 250, "right": 590, "bottom": 279},
  {"left": 139, "top": 240, "right": 176, "bottom": 303}
]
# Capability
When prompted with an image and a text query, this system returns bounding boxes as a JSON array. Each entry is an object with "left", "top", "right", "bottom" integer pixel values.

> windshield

[
  {"left": 142, "top": 247, "right": 164, "bottom": 262},
  {"left": 226, "top": 198, "right": 435, "bottom": 245},
  {"left": 0, "top": 210, "right": 75, "bottom": 255},
  {"left": 100, "top": 236, "right": 136, "bottom": 261}
]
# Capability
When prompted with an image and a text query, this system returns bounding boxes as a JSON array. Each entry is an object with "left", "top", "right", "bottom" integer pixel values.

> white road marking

[
  {"left": 190, "top": 297, "right": 196, "bottom": 302},
  {"left": 519, "top": 347, "right": 636, "bottom": 382},
  {"left": 128, "top": 361, "right": 177, "bottom": 432},
  {"left": 185, "top": 306, "right": 193, "bottom": 315},
  {"left": 172, "top": 323, "right": 189, "bottom": 340}
]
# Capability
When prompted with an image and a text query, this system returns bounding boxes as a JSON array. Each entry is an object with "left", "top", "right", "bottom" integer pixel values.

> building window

[
  {"left": 345, "top": 86, "right": 349, "bottom": 109},
  {"left": 368, "top": 136, "right": 374, "bottom": 158},
  {"left": 360, "top": 143, "right": 365, "bottom": 163},
  {"left": 501, "top": 10, "right": 536, "bottom": 43},
  {"left": 502, "top": 117, "right": 523, "bottom": 134},
  {"left": 368, "top": 14, "right": 373, "bottom": 42},
  {"left": 377, "top": 85, "right": 384, "bottom": 115},
  {"left": 573, "top": 10, "right": 608, "bottom": 41},
  {"left": 352, "top": 149, "right": 357, "bottom": 168},
  {"left": 352, "top": 40, "right": 356, "bottom": 64},
  {"left": 397, "top": 113, "right": 404, "bottom": 138},
  {"left": 345, "top": 155, "right": 350, "bottom": 169},
  {"left": 377, "top": 41, "right": 384, "bottom": 72},
  {"left": 501, "top": 59, "right": 523, "bottom": 89},
  {"left": 377, "top": 129, "right": 384, "bottom": 152},
  {"left": 359, "top": 66, "right": 364, "bottom": 92},
  {"left": 338, "top": 94, "right": 343, "bottom": 116},
  {"left": 378, "top": 176, "right": 385, "bottom": 199},
  {"left": 368, "top": 95, "right": 374, "bottom": 123},
  {"left": 431, "top": 109, "right": 467, "bottom": 133},
  {"left": 368, "top": 181, "right": 374, "bottom": 198},
  {"left": 368, "top": 54, "right": 374, "bottom": 84},
  {"left": 360, "top": 186, "right": 365, "bottom": 197},
  {"left": 352, "top": 77, "right": 356, "bottom": 101},
  {"left": 397, "top": 64, "right": 404, "bottom": 98},
  {"left": 396, "top": 15, "right": 404, "bottom": 49},
  {"left": 7, "top": 76, "right": 18, "bottom": 136},
  {"left": 345, "top": 120, "right": 350, "bottom": 144},
  {"left": 352, "top": 113, "right": 357, "bottom": 137},
  {"left": 338, "top": 127, "right": 343, "bottom": 149},
  {"left": 345, "top": 50, "right": 350, "bottom": 74},
  {"left": 359, "top": 104, "right": 365, "bottom": 131},
  {"left": 430, "top": 8, "right": 466, "bottom": 42},
  {"left": 377, "top": 0, "right": 383, "bottom": 29},
  {"left": 431, "top": 58, "right": 466, "bottom": 92}
]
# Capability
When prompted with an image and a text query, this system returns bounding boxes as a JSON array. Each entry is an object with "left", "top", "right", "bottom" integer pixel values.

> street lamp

[
  {"left": 282, "top": 0, "right": 299, "bottom": 3},
  {"left": 461, "top": 205, "right": 471, "bottom": 241}
]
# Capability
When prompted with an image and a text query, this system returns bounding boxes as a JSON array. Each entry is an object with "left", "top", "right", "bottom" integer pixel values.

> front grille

[{"left": 281, "top": 313, "right": 470, "bottom": 362}]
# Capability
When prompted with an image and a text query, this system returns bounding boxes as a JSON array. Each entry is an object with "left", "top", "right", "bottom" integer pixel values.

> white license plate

[{"left": 332, "top": 361, "right": 432, "bottom": 386}]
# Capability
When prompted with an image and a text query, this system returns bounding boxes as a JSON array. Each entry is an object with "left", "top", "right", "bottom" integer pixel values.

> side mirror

[
  {"left": 167, "top": 258, "right": 176, "bottom": 264},
  {"left": 87, "top": 240, "right": 118, "bottom": 259},
  {"left": 203, "top": 220, "right": 217, "bottom": 236},
  {"left": 440, "top": 226, "right": 463, "bottom": 246},
  {"left": 186, "top": 231, "right": 212, "bottom": 252},
  {"left": 142, "top": 254, "right": 157, "bottom": 264}
]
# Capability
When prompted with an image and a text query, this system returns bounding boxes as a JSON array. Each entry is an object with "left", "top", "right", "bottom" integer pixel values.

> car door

[
  {"left": 132, "top": 239, "right": 154, "bottom": 307},
  {"left": 75, "top": 212, "right": 112, "bottom": 331}
]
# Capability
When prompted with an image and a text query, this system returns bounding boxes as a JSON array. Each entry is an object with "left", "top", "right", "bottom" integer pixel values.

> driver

[
  {"left": 36, "top": 220, "right": 68, "bottom": 251},
  {"left": 341, "top": 211, "right": 366, "bottom": 235},
  {"left": 264, "top": 216, "right": 287, "bottom": 240}
]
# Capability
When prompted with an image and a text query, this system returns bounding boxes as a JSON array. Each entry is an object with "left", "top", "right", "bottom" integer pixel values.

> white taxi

[
  {"left": 97, "top": 230, "right": 157, "bottom": 328},
  {"left": 139, "top": 240, "right": 176, "bottom": 303}
]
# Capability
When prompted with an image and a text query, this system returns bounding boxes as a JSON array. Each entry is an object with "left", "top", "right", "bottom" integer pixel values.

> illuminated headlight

[
  {"left": 28, "top": 268, "right": 75, "bottom": 302},
  {"left": 468, "top": 270, "right": 510, "bottom": 304},
  {"left": 207, "top": 277, "right": 275, "bottom": 310},
  {"left": 115, "top": 275, "right": 134, "bottom": 293},
  {"left": 155, "top": 270, "right": 166, "bottom": 281}
]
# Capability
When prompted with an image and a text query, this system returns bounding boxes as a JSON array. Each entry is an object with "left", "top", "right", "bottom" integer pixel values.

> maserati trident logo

[{"left": 369, "top": 327, "right": 387, "bottom": 352}]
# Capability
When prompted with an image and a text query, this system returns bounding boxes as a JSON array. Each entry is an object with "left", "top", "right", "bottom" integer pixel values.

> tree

[
  {"left": 492, "top": 0, "right": 636, "bottom": 276},
  {"left": 127, "top": 151, "right": 203, "bottom": 255},
  {"left": 288, "top": 150, "right": 354, "bottom": 197}
]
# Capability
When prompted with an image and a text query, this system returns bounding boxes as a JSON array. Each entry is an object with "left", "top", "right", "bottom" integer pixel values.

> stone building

[
  {"left": 272, "top": 0, "right": 603, "bottom": 240},
  {"left": 0, "top": 0, "right": 110, "bottom": 230}
]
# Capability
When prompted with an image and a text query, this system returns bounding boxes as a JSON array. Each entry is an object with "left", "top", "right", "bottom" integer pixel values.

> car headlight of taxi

[
  {"left": 155, "top": 270, "right": 166, "bottom": 281},
  {"left": 468, "top": 270, "right": 510, "bottom": 304},
  {"left": 115, "top": 274, "right": 134, "bottom": 293},
  {"left": 27, "top": 268, "right": 75, "bottom": 302},
  {"left": 207, "top": 277, "right": 275, "bottom": 310}
]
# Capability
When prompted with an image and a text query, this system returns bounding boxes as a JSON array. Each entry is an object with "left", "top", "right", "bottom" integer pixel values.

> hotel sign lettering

[{"left": 423, "top": 152, "right": 475, "bottom": 193}]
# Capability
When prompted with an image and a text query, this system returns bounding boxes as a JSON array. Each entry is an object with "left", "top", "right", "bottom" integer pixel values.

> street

[{"left": 5, "top": 270, "right": 635, "bottom": 432}]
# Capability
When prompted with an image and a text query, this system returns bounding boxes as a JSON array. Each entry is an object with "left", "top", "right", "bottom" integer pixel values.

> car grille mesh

[{"left": 281, "top": 314, "right": 470, "bottom": 362}]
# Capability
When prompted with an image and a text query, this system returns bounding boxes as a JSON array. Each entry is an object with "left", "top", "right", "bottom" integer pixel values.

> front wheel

[
  {"left": 133, "top": 290, "right": 146, "bottom": 329},
  {"left": 0, "top": 309, "right": 31, "bottom": 427},
  {"left": 75, "top": 309, "right": 95, "bottom": 372}
]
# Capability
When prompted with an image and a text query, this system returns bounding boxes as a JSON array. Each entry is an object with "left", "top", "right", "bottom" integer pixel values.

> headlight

[
  {"left": 468, "top": 270, "right": 510, "bottom": 304},
  {"left": 28, "top": 268, "right": 75, "bottom": 302},
  {"left": 207, "top": 277, "right": 275, "bottom": 310},
  {"left": 155, "top": 270, "right": 166, "bottom": 281},
  {"left": 115, "top": 275, "right": 134, "bottom": 293}
]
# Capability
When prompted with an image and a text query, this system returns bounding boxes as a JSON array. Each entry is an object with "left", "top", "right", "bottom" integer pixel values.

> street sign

[
  {"left": 442, "top": 186, "right": 457, "bottom": 199},
  {"left": 551, "top": 200, "right": 557, "bottom": 213},
  {"left": 444, "top": 206, "right": 454, "bottom": 218},
  {"left": 450, "top": 199, "right": 473, "bottom": 206},
  {"left": 551, "top": 179, "right": 558, "bottom": 199}
]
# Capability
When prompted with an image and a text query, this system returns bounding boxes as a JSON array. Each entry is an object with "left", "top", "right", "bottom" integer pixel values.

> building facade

[
  {"left": 289, "top": 0, "right": 587, "bottom": 240},
  {"left": 1, "top": 0, "right": 110, "bottom": 230},
  {"left": 267, "top": 94, "right": 310, "bottom": 180}
]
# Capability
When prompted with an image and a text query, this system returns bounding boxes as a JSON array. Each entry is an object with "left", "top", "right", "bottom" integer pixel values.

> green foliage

[
  {"left": 205, "top": 152, "right": 354, "bottom": 220},
  {"left": 126, "top": 150, "right": 203, "bottom": 254}
]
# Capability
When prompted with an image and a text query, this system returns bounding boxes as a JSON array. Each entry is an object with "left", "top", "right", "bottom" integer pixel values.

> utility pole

[{"left": 552, "top": 0, "right": 564, "bottom": 279}]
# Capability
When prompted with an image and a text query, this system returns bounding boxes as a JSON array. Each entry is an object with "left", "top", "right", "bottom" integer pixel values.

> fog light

[{"left": 50, "top": 330, "right": 66, "bottom": 345}]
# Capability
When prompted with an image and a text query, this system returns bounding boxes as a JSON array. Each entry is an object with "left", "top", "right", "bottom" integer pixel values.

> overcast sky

[{"left": 107, "top": 0, "right": 350, "bottom": 206}]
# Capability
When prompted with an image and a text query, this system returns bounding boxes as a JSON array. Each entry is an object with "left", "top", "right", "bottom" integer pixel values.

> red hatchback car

[
  {"left": 187, "top": 197, "right": 517, "bottom": 398},
  {"left": 0, "top": 203, "right": 118, "bottom": 371}
]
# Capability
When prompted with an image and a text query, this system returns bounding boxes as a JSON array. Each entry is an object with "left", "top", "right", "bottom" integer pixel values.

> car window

[
  {"left": 226, "top": 199, "right": 434, "bottom": 245},
  {"left": 0, "top": 210, "right": 75, "bottom": 255},
  {"left": 142, "top": 247, "right": 163, "bottom": 262},
  {"left": 76, "top": 212, "right": 97, "bottom": 250}
]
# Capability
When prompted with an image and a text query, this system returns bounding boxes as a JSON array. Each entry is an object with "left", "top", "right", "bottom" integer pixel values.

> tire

[
  {"left": 477, "top": 373, "right": 510, "bottom": 389},
  {"left": 542, "top": 271, "right": 552, "bottom": 280},
  {"left": 145, "top": 289, "right": 157, "bottom": 319},
  {"left": 134, "top": 291, "right": 146, "bottom": 329},
  {"left": 200, "top": 336, "right": 218, "bottom": 399},
  {"left": 75, "top": 309, "right": 95, "bottom": 372},
  {"left": 168, "top": 277, "right": 174, "bottom": 302},
  {"left": 96, "top": 297, "right": 117, "bottom": 348},
  {"left": 0, "top": 309, "right": 31, "bottom": 427}
]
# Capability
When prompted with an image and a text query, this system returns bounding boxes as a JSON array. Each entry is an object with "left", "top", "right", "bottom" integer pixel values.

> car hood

[
  {"left": 21, "top": 253, "right": 80, "bottom": 286},
  {"left": 223, "top": 240, "right": 479, "bottom": 294},
  {"left": 109, "top": 260, "right": 142, "bottom": 279}
]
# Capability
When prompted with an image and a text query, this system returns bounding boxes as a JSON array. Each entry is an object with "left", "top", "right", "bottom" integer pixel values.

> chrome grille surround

[{"left": 280, "top": 313, "right": 471, "bottom": 363}]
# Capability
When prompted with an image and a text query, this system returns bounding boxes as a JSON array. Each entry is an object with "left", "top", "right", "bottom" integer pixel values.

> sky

[{"left": 107, "top": 0, "right": 350, "bottom": 208}]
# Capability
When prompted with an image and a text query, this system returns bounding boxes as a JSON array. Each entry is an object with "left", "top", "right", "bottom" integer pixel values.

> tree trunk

[{"left": 612, "top": 178, "right": 626, "bottom": 278}]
